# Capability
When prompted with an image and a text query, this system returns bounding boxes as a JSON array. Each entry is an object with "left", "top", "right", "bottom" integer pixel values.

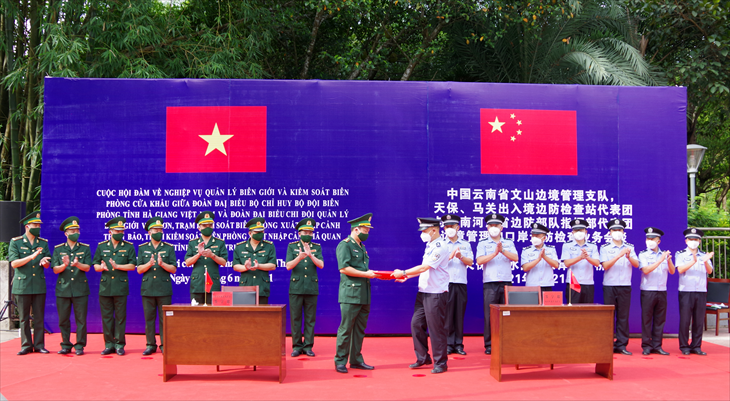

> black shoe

[
  {"left": 614, "top": 348, "right": 632, "bottom": 356},
  {"left": 58, "top": 348, "right": 71, "bottom": 355},
  {"left": 335, "top": 364, "right": 348, "bottom": 373},
  {"left": 690, "top": 349, "right": 707, "bottom": 356},
  {"left": 75, "top": 349, "right": 84, "bottom": 356},
  {"left": 350, "top": 363, "right": 374, "bottom": 370},
  {"left": 484, "top": 347, "right": 491, "bottom": 355},
  {"left": 456, "top": 348, "right": 467, "bottom": 355},
  {"left": 17, "top": 348, "right": 31, "bottom": 356},
  {"left": 101, "top": 348, "right": 115, "bottom": 355},
  {"left": 682, "top": 351, "right": 690, "bottom": 355},
  {"left": 642, "top": 349, "right": 651, "bottom": 356},
  {"left": 34, "top": 348, "right": 50, "bottom": 354},
  {"left": 116, "top": 348, "right": 125, "bottom": 356},
  {"left": 291, "top": 349, "right": 301, "bottom": 357},
  {"left": 446, "top": 347, "right": 455, "bottom": 355},
  {"left": 431, "top": 365, "right": 448, "bottom": 374},
  {"left": 409, "top": 358, "right": 433, "bottom": 369},
  {"left": 142, "top": 347, "right": 156, "bottom": 356},
  {"left": 653, "top": 348, "right": 669, "bottom": 356},
  {"left": 305, "top": 350, "right": 315, "bottom": 357}
]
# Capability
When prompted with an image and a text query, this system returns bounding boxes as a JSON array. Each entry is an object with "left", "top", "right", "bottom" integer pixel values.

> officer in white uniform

[
  {"left": 440, "top": 214, "right": 473, "bottom": 356},
  {"left": 675, "top": 228, "right": 714, "bottom": 355},
  {"left": 561, "top": 218, "right": 600, "bottom": 303},
  {"left": 393, "top": 218, "right": 451, "bottom": 374},
  {"left": 638, "top": 227, "right": 675, "bottom": 356},
  {"left": 522, "top": 223, "right": 559, "bottom": 293}
]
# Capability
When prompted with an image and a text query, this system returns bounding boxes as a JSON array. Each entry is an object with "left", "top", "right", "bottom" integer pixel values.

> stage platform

[{"left": 1, "top": 334, "right": 728, "bottom": 400}]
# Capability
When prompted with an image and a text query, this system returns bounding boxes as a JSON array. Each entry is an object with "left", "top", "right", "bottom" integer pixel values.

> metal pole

[{"left": 689, "top": 172, "right": 697, "bottom": 208}]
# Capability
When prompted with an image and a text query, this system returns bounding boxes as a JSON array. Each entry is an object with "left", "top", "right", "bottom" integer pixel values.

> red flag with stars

[
  {"left": 166, "top": 106, "right": 267, "bottom": 173},
  {"left": 480, "top": 108, "right": 577, "bottom": 175}
]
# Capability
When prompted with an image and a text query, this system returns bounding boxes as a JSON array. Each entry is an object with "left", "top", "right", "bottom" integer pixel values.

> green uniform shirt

[
  {"left": 92, "top": 240, "right": 138, "bottom": 297},
  {"left": 185, "top": 236, "right": 228, "bottom": 293},
  {"left": 336, "top": 235, "right": 370, "bottom": 305},
  {"left": 285, "top": 240, "right": 322, "bottom": 295},
  {"left": 8, "top": 234, "right": 51, "bottom": 295},
  {"left": 138, "top": 241, "right": 177, "bottom": 297},
  {"left": 233, "top": 239, "right": 276, "bottom": 297},
  {"left": 51, "top": 241, "right": 92, "bottom": 298}
]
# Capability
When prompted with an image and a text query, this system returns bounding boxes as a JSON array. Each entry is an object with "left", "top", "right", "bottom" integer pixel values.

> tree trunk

[
  {"left": 5, "top": 4, "right": 21, "bottom": 201},
  {"left": 400, "top": 21, "right": 445, "bottom": 81},
  {"left": 300, "top": 8, "right": 329, "bottom": 80}
]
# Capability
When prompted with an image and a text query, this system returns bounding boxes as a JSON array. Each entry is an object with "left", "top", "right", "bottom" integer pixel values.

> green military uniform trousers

[
  {"left": 57, "top": 295, "right": 88, "bottom": 350},
  {"left": 99, "top": 295, "right": 127, "bottom": 349},
  {"left": 334, "top": 303, "right": 370, "bottom": 365},
  {"left": 143, "top": 295, "right": 171, "bottom": 350},
  {"left": 290, "top": 294, "right": 318, "bottom": 352},
  {"left": 15, "top": 294, "right": 46, "bottom": 351}
]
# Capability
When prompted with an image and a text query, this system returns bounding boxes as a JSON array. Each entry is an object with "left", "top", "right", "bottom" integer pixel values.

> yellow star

[
  {"left": 510, "top": 136, "right": 516, "bottom": 141},
  {"left": 517, "top": 130, "right": 522, "bottom": 135},
  {"left": 199, "top": 123, "right": 233, "bottom": 156},
  {"left": 489, "top": 116, "right": 506, "bottom": 133},
  {"left": 510, "top": 113, "right": 516, "bottom": 119},
  {"left": 517, "top": 120, "right": 522, "bottom": 126}
]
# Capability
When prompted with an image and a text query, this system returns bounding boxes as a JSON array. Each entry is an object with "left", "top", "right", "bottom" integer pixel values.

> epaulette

[
  {"left": 677, "top": 249, "right": 687, "bottom": 254},
  {"left": 236, "top": 241, "right": 247, "bottom": 246},
  {"left": 99, "top": 240, "right": 108, "bottom": 245},
  {"left": 601, "top": 243, "right": 610, "bottom": 248},
  {"left": 123, "top": 240, "right": 134, "bottom": 245},
  {"left": 639, "top": 249, "right": 649, "bottom": 254},
  {"left": 38, "top": 237, "right": 48, "bottom": 242},
  {"left": 263, "top": 240, "right": 273, "bottom": 244},
  {"left": 212, "top": 236, "right": 223, "bottom": 242},
  {"left": 78, "top": 242, "right": 89, "bottom": 247},
  {"left": 547, "top": 245, "right": 555, "bottom": 248},
  {"left": 162, "top": 241, "right": 173, "bottom": 247},
  {"left": 55, "top": 243, "right": 65, "bottom": 248},
  {"left": 312, "top": 242, "right": 321, "bottom": 246},
  {"left": 11, "top": 236, "right": 22, "bottom": 241},
  {"left": 189, "top": 237, "right": 200, "bottom": 243},
  {"left": 289, "top": 241, "right": 299, "bottom": 245},
  {"left": 140, "top": 241, "right": 150, "bottom": 247},
  {"left": 625, "top": 242, "right": 634, "bottom": 247},
  {"left": 344, "top": 237, "right": 352, "bottom": 243}
]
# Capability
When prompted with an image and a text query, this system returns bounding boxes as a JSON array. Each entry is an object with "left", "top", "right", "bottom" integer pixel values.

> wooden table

[
  {"left": 490, "top": 304, "right": 614, "bottom": 382},
  {"left": 162, "top": 304, "right": 286, "bottom": 383}
]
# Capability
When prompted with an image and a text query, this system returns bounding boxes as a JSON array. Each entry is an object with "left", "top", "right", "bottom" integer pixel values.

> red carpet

[{"left": 1, "top": 334, "right": 728, "bottom": 400}]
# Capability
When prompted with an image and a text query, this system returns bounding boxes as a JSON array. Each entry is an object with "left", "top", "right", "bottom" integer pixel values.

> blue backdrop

[{"left": 40, "top": 78, "right": 687, "bottom": 335}]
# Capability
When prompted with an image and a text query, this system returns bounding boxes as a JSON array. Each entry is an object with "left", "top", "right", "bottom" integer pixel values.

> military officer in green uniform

[
  {"left": 233, "top": 217, "right": 277, "bottom": 304},
  {"left": 51, "top": 216, "right": 92, "bottom": 356},
  {"left": 334, "top": 213, "right": 377, "bottom": 374},
  {"left": 137, "top": 217, "right": 177, "bottom": 355},
  {"left": 185, "top": 211, "right": 228, "bottom": 304},
  {"left": 286, "top": 218, "right": 324, "bottom": 357},
  {"left": 8, "top": 211, "right": 51, "bottom": 355},
  {"left": 93, "top": 217, "right": 137, "bottom": 356}
]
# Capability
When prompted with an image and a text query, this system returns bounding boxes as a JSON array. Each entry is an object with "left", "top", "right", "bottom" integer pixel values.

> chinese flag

[
  {"left": 480, "top": 108, "right": 576, "bottom": 175},
  {"left": 570, "top": 269, "right": 581, "bottom": 293},
  {"left": 166, "top": 106, "right": 266, "bottom": 173},
  {"left": 205, "top": 269, "right": 214, "bottom": 293}
]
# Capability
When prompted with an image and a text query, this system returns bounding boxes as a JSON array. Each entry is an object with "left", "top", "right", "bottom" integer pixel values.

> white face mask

[
  {"left": 488, "top": 227, "right": 501, "bottom": 237},
  {"left": 573, "top": 231, "right": 586, "bottom": 241},
  {"left": 420, "top": 232, "right": 431, "bottom": 243},
  {"left": 646, "top": 240, "right": 658, "bottom": 250},
  {"left": 445, "top": 228, "right": 457, "bottom": 238},
  {"left": 687, "top": 240, "right": 700, "bottom": 250},
  {"left": 611, "top": 231, "right": 624, "bottom": 241},
  {"left": 530, "top": 237, "right": 543, "bottom": 246}
]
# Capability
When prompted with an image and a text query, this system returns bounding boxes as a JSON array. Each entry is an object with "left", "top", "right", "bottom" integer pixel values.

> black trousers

[
  {"left": 411, "top": 292, "right": 448, "bottom": 368},
  {"left": 541, "top": 286, "right": 553, "bottom": 294},
  {"left": 15, "top": 293, "right": 46, "bottom": 351},
  {"left": 678, "top": 291, "right": 706, "bottom": 352},
  {"left": 483, "top": 282, "right": 509, "bottom": 349},
  {"left": 640, "top": 290, "right": 667, "bottom": 351},
  {"left": 603, "top": 286, "right": 631, "bottom": 349},
  {"left": 446, "top": 283, "right": 467, "bottom": 350},
  {"left": 99, "top": 295, "right": 127, "bottom": 349},
  {"left": 566, "top": 284, "right": 594, "bottom": 304},
  {"left": 57, "top": 295, "right": 88, "bottom": 350},
  {"left": 142, "top": 296, "right": 172, "bottom": 349}
]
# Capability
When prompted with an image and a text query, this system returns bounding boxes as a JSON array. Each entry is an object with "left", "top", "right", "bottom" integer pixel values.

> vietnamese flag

[
  {"left": 205, "top": 269, "right": 214, "bottom": 293},
  {"left": 570, "top": 269, "right": 581, "bottom": 293},
  {"left": 480, "top": 108, "right": 576, "bottom": 175},
  {"left": 166, "top": 106, "right": 266, "bottom": 173}
]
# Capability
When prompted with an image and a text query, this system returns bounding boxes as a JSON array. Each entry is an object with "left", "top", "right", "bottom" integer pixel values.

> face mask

[
  {"left": 357, "top": 232, "right": 369, "bottom": 242},
  {"left": 646, "top": 240, "right": 658, "bottom": 250},
  {"left": 201, "top": 227, "right": 213, "bottom": 237},
  {"left": 530, "top": 237, "right": 543, "bottom": 246},
  {"left": 151, "top": 232, "right": 163, "bottom": 242},
  {"left": 611, "top": 231, "right": 624, "bottom": 241},
  {"left": 29, "top": 227, "right": 41, "bottom": 237},
  {"left": 488, "top": 227, "right": 501, "bottom": 237},
  {"left": 300, "top": 235, "right": 312, "bottom": 243},
  {"left": 445, "top": 228, "right": 457, "bottom": 238},
  {"left": 252, "top": 232, "right": 264, "bottom": 241},
  {"left": 112, "top": 233, "right": 124, "bottom": 242},
  {"left": 687, "top": 240, "right": 700, "bottom": 250},
  {"left": 68, "top": 233, "right": 80, "bottom": 242},
  {"left": 573, "top": 231, "right": 586, "bottom": 241},
  {"left": 420, "top": 232, "right": 431, "bottom": 242}
]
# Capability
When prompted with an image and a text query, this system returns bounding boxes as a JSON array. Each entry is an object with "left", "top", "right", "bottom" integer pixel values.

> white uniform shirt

[
  {"left": 476, "top": 237, "right": 517, "bottom": 283},
  {"left": 560, "top": 241, "right": 599, "bottom": 285},
  {"left": 675, "top": 248, "right": 713, "bottom": 292},
  {"left": 600, "top": 241, "right": 638, "bottom": 286},
  {"left": 418, "top": 237, "right": 451, "bottom": 294},
  {"left": 444, "top": 238, "right": 473, "bottom": 285},
  {"left": 638, "top": 248, "right": 670, "bottom": 291},
  {"left": 521, "top": 245, "right": 558, "bottom": 287}
]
